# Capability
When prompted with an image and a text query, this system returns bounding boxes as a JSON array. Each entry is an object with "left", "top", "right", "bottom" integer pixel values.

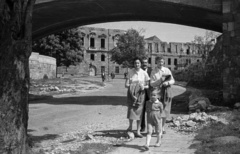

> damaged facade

[{"left": 57, "top": 27, "right": 203, "bottom": 76}]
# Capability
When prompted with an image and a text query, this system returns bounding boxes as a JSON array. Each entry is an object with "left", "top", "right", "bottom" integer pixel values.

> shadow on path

[
  {"left": 29, "top": 96, "right": 127, "bottom": 106},
  {"left": 28, "top": 131, "right": 60, "bottom": 144}
]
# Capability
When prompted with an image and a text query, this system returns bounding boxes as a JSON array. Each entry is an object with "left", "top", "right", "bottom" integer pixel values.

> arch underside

[{"left": 33, "top": 0, "right": 222, "bottom": 40}]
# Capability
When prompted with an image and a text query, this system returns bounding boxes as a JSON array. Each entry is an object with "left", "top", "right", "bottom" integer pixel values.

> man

[
  {"left": 101, "top": 71, "right": 106, "bottom": 82},
  {"left": 111, "top": 72, "right": 115, "bottom": 80},
  {"left": 140, "top": 57, "right": 152, "bottom": 132}
]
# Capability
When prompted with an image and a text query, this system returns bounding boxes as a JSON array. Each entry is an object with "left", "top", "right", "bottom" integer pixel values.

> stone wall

[
  {"left": 56, "top": 61, "right": 89, "bottom": 77},
  {"left": 29, "top": 52, "right": 56, "bottom": 79},
  {"left": 222, "top": 0, "right": 240, "bottom": 103}
]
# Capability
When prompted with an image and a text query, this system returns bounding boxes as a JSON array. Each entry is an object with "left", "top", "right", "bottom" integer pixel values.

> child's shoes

[
  {"left": 154, "top": 142, "right": 161, "bottom": 147},
  {"left": 143, "top": 145, "right": 149, "bottom": 150}
]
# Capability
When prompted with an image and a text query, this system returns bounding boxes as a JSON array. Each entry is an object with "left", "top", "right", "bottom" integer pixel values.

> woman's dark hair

[{"left": 133, "top": 57, "right": 142, "bottom": 64}]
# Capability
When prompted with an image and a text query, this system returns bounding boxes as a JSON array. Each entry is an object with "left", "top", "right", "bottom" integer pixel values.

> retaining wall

[{"left": 29, "top": 52, "right": 56, "bottom": 79}]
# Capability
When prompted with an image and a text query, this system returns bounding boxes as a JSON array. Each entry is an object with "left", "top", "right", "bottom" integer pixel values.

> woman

[
  {"left": 150, "top": 56, "right": 175, "bottom": 134},
  {"left": 125, "top": 57, "right": 150, "bottom": 137}
]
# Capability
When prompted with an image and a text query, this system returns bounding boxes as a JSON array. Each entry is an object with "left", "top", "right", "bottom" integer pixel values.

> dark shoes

[
  {"left": 143, "top": 145, "right": 149, "bottom": 150},
  {"left": 140, "top": 127, "right": 146, "bottom": 132},
  {"left": 126, "top": 127, "right": 132, "bottom": 132},
  {"left": 135, "top": 133, "right": 144, "bottom": 138}
]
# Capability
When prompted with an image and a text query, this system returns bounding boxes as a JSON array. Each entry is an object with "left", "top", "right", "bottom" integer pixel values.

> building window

[
  {"left": 115, "top": 66, "right": 119, "bottom": 74},
  {"left": 174, "top": 59, "right": 177, "bottom": 65},
  {"left": 155, "top": 57, "right": 158, "bottom": 64},
  {"left": 187, "top": 47, "right": 190, "bottom": 55},
  {"left": 189, "top": 59, "right": 191, "bottom": 64},
  {"left": 101, "top": 66, "right": 105, "bottom": 73},
  {"left": 168, "top": 58, "right": 171, "bottom": 65},
  {"left": 81, "top": 37, "right": 84, "bottom": 46},
  {"left": 101, "top": 54, "right": 105, "bottom": 61},
  {"left": 155, "top": 43, "right": 159, "bottom": 52},
  {"left": 197, "top": 59, "right": 200, "bottom": 62},
  {"left": 148, "top": 57, "right": 151, "bottom": 64},
  {"left": 168, "top": 48, "right": 171, "bottom": 53},
  {"left": 162, "top": 44, "right": 165, "bottom": 52},
  {"left": 176, "top": 45, "right": 178, "bottom": 53},
  {"left": 148, "top": 43, "right": 152, "bottom": 52},
  {"left": 101, "top": 39, "right": 105, "bottom": 48},
  {"left": 90, "top": 38, "right": 95, "bottom": 48},
  {"left": 90, "top": 54, "right": 95, "bottom": 61}
]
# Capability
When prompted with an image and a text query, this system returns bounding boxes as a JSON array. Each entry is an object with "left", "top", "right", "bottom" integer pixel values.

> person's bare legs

[
  {"left": 162, "top": 117, "right": 166, "bottom": 133},
  {"left": 127, "top": 119, "right": 133, "bottom": 131},
  {"left": 136, "top": 120, "right": 143, "bottom": 137},
  {"left": 144, "top": 123, "right": 153, "bottom": 150},
  {"left": 155, "top": 119, "right": 162, "bottom": 147}
]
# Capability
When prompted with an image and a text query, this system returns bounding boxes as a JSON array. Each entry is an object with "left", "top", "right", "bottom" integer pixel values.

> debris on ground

[
  {"left": 30, "top": 128, "right": 132, "bottom": 154},
  {"left": 234, "top": 102, "right": 240, "bottom": 109},
  {"left": 30, "top": 129, "right": 125, "bottom": 154},
  {"left": 168, "top": 111, "right": 229, "bottom": 134},
  {"left": 29, "top": 78, "right": 105, "bottom": 100},
  {"left": 188, "top": 97, "right": 211, "bottom": 112}
]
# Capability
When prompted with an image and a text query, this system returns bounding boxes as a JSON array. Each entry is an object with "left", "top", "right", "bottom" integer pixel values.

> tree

[
  {"left": 193, "top": 31, "right": 220, "bottom": 60},
  {"left": 110, "top": 29, "right": 147, "bottom": 68},
  {"left": 33, "top": 28, "right": 84, "bottom": 67},
  {"left": 0, "top": 0, "right": 35, "bottom": 153}
]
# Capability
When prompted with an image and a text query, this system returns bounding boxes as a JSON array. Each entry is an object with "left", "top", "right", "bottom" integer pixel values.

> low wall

[
  {"left": 57, "top": 61, "right": 89, "bottom": 77},
  {"left": 29, "top": 52, "right": 56, "bottom": 79}
]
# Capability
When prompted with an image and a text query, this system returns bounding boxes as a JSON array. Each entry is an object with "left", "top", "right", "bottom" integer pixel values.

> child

[{"left": 143, "top": 90, "right": 163, "bottom": 150}]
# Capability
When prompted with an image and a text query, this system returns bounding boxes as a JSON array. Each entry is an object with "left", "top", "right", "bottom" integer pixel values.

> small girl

[{"left": 143, "top": 90, "right": 163, "bottom": 150}]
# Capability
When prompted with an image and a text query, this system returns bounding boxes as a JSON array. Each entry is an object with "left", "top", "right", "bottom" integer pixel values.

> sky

[{"left": 86, "top": 21, "right": 221, "bottom": 43}]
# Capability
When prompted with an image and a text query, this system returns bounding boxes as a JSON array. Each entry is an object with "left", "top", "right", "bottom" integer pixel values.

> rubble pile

[
  {"left": 187, "top": 95, "right": 230, "bottom": 113},
  {"left": 39, "top": 85, "right": 77, "bottom": 93},
  {"left": 234, "top": 102, "right": 240, "bottom": 110},
  {"left": 30, "top": 83, "right": 102, "bottom": 96},
  {"left": 31, "top": 130, "right": 129, "bottom": 154},
  {"left": 168, "top": 112, "right": 228, "bottom": 134}
]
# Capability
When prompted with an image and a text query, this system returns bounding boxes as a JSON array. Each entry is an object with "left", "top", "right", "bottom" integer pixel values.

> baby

[{"left": 143, "top": 90, "right": 163, "bottom": 150}]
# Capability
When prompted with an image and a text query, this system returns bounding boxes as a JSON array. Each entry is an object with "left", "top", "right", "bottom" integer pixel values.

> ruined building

[
  {"left": 60, "top": 27, "right": 203, "bottom": 76},
  {"left": 145, "top": 35, "right": 202, "bottom": 70},
  {"left": 78, "top": 27, "right": 126, "bottom": 76}
]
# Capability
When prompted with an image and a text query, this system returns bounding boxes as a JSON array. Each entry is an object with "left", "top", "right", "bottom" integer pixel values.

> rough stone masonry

[{"left": 222, "top": 0, "right": 240, "bottom": 103}]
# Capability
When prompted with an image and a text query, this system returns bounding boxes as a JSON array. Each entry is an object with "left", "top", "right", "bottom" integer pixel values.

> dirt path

[
  {"left": 29, "top": 77, "right": 128, "bottom": 136},
  {"left": 28, "top": 76, "right": 195, "bottom": 154}
]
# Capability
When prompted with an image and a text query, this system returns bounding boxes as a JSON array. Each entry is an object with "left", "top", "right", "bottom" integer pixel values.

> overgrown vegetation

[
  {"left": 33, "top": 28, "right": 84, "bottom": 67},
  {"left": 194, "top": 111, "right": 240, "bottom": 154}
]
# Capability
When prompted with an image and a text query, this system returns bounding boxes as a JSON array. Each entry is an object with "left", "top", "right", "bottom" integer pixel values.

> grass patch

[
  {"left": 195, "top": 142, "right": 240, "bottom": 154},
  {"left": 194, "top": 111, "right": 240, "bottom": 154}
]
